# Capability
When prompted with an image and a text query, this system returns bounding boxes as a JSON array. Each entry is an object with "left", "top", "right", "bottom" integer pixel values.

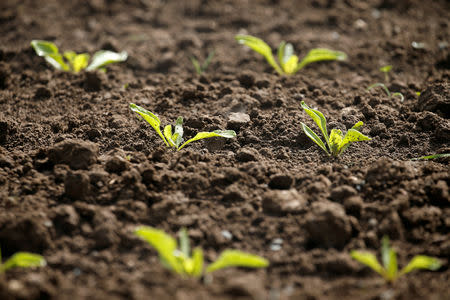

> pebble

[{"left": 262, "top": 189, "right": 307, "bottom": 215}]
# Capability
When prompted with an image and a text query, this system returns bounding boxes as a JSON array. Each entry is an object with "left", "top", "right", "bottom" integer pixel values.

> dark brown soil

[{"left": 1, "top": 0, "right": 449, "bottom": 299}]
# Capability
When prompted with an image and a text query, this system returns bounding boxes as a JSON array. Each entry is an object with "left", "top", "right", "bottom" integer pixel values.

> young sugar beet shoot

[
  {"left": 31, "top": 40, "right": 127, "bottom": 73},
  {"left": 300, "top": 101, "right": 371, "bottom": 157},
  {"left": 134, "top": 226, "right": 269, "bottom": 278},
  {"left": 130, "top": 103, "right": 236, "bottom": 151},
  {"left": 351, "top": 236, "right": 441, "bottom": 283},
  {"left": 235, "top": 35, "right": 347, "bottom": 75},
  {"left": 0, "top": 247, "right": 46, "bottom": 273}
]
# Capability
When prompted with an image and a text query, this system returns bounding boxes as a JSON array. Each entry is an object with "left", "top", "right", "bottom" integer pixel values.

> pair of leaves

[
  {"left": 235, "top": 35, "right": 347, "bottom": 75},
  {"left": 351, "top": 236, "right": 441, "bottom": 283},
  {"left": 191, "top": 50, "right": 215, "bottom": 75},
  {"left": 129, "top": 103, "right": 236, "bottom": 151},
  {"left": 134, "top": 226, "right": 269, "bottom": 277},
  {"left": 300, "top": 101, "right": 371, "bottom": 156},
  {"left": 31, "top": 40, "right": 127, "bottom": 73},
  {"left": 0, "top": 248, "right": 46, "bottom": 273}
]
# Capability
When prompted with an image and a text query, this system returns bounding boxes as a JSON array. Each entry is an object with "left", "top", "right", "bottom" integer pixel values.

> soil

[{"left": 0, "top": 0, "right": 449, "bottom": 299}]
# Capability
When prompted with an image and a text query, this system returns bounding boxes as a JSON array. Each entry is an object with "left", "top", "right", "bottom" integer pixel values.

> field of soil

[{"left": 0, "top": 0, "right": 449, "bottom": 299}]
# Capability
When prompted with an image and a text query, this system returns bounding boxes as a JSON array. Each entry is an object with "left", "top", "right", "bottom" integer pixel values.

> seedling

[
  {"left": 190, "top": 50, "right": 215, "bottom": 75},
  {"left": 134, "top": 226, "right": 269, "bottom": 278},
  {"left": 0, "top": 247, "right": 46, "bottom": 273},
  {"left": 300, "top": 101, "right": 371, "bottom": 157},
  {"left": 379, "top": 65, "right": 392, "bottom": 82},
  {"left": 31, "top": 40, "right": 127, "bottom": 73},
  {"left": 235, "top": 34, "right": 347, "bottom": 75},
  {"left": 351, "top": 236, "right": 441, "bottom": 283},
  {"left": 411, "top": 153, "right": 450, "bottom": 160},
  {"left": 130, "top": 103, "right": 236, "bottom": 151},
  {"left": 366, "top": 83, "right": 404, "bottom": 102}
]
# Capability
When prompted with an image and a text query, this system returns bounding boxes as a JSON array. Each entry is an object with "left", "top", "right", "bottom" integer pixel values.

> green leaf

[
  {"left": 391, "top": 92, "right": 404, "bottom": 102},
  {"left": 206, "top": 250, "right": 269, "bottom": 273},
  {"left": 277, "top": 41, "right": 286, "bottom": 69},
  {"left": 173, "top": 117, "right": 184, "bottom": 148},
  {"left": 129, "top": 103, "right": 169, "bottom": 147},
  {"left": 190, "top": 57, "right": 202, "bottom": 75},
  {"left": 338, "top": 128, "right": 371, "bottom": 154},
  {"left": 177, "top": 130, "right": 236, "bottom": 151},
  {"left": 367, "top": 83, "right": 391, "bottom": 97},
  {"left": 300, "top": 101, "right": 330, "bottom": 148},
  {"left": 179, "top": 228, "right": 190, "bottom": 258},
  {"left": 400, "top": 255, "right": 442, "bottom": 275},
  {"left": 301, "top": 122, "right": 329, "bottom": 155},
  {"left": 379, "top": 65, "right": 392, "bottom": 73},
  {"left": 283, "top": 55, "right": 299, "bottom": 74},
  {"left": 134, "top": 226, "right": 183, "bottom": 274},
  {"left": 191, "top": 248, "right": 204, "bottom": 277},
  {"left": 70, "top": 53, "right": 89, "bottom": 72},
  {"left": 329, "top": 129, "right": 343, "bottom": 156},
  {"left": 45, "top": 53, "right": 70, "bottom": 71},
  {"left": 296, "top": 48, "right": 347, "bottom": 71},
  {"left": 412, "top": 153, "right": 450, "bottom": 160},
  {"left": 350, "top": 250, "right": 385, "bottom": 277},
  {"left": 31, "top": 40, "right": 59, "bottom": 56},
  {"left": 381, "top": 237, "right": 397, "bottom": 281},
  {"left": 235, "top": 35, "right": 283, "bottom": 75},
  {"left": 86, "top": 50, "right": 127, "bottom": 71},
  {"left": 164, "top": 125, "right": 175, "bottom": 147},
  {"left": 202, "top": 50, "right": 215, "bottom": 72},
  {"left": 351, "top": 121, "right": 364, "bottom": 131},
  {"left": 63, "top": 51, "right": 77, "bottom": 62},
  {"left": 1, "top": 252, "right": 46, "bottom": 272}
]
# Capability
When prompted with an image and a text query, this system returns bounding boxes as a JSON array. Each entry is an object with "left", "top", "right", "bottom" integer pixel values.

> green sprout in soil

[
  {"left": 31, "top": 40, "right": 127, "bottom": 73},
  {"left": 130, "top": 103, "right": 236, "bottom": 151},
  {"left": 411, "top": 153, "right": 450, "bottom": 160},
  {"left": 235, "top": 34, "right": 347, "bottom": 75},
  {"left": 379, "top": 65, "right": 392, "bottom": 82},
  {"left": 134, "top": 226, "right": 269, "bottom": 278},
  {"left": 0, "top": 247, "right": 46, "bottom": 273},
  {"left": 300, "top": 101, "right": 371, "bottom": 157},
  {"left": 351, "top": 236, "right": 441, "bottom": 283},
  {"left": 190, "top": 50, "right": 215, "bottom": 75},
  {"left": 366, "top": 83, "right": 404, "bottom": 102}
]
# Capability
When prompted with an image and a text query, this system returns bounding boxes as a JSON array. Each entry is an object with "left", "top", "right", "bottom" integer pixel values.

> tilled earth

[{"left": 0, "top": 0, "right": 449, "bottom": 299}]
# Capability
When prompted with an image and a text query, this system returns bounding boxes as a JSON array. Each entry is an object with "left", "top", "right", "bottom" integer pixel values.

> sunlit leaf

[
  {"left": 164, "top": 125, "right": 175, "bottom": 147},
  {"left": 31, "top": 40, "right": 59, "bottom": 56},
  {"left": 379, "top": 65, "right": 392, "bottom": 73},
  {"left": 296, "top": 48, "right": 347, "bottom": 71},
  {"left": 179, "top": 228, "right": 190, "bottom": 258},
  {"left": 63, "top": 51, "right": 77, "bottom": 62},
  {"left": 412, "top": 153, "right": 450, "bottom": 160},
  {"left": 45, "top": 53, "right": 70, "bottom": 71},
  {"left": 350, "top": 250, "right": 385, "bottom": 276},
  {"left": 367, "top": 83, "right": 391, "bottom": 97},
  {"left": 177, "top": 130, "right": 236, "bottom": 151},
  {"left": 129, "top": 103, "right": 169, "bottom": 147},
  {"left": 191, "top": 248, "right": 204, "bottom": 277},
  {"left": 134, "top": 226, "right": 183, "bottom": 274},
  {"left": 338, "top": 128, "right": 371, "bottom": 154},
  {"left": 72, "top": 53, "right": 90, "bottom": 72},
  {"left": 86, "top": 50, "right": 127, "bottom": 71},
  {"left": 329, "top": 129, "right": 343, "bottom": 156},
  {"left": 235, "top": 35, "right": 283, "bottom": 74},
  {"left": 202, "top": 50, "right": 215, "bottom": 71},
  {"left": 400, "top": 255, "right": 442, "bottom": 275},
  {"left": 283, "top": 55, "right": 298, "bottom": 74},
  {"left": 381, "top": 237, "right": 397, "bottom": 281},
  {"left": 206, "top": 250, "right": 269, "bottom": 273},
  {"left": 301, "top": 122, "right": 328, "bottom": 154},
  {"left": 1, "top": 252, "right": 46, "bottom": 272},
  {"left": 190, "top": 57, "right": 202, "bottom": 75},
  {"left": 300, "top": 101, "right": 330, "bottom": 148},
  {"left": 174, "top": 117, "right": 184, "bottom": 148}
]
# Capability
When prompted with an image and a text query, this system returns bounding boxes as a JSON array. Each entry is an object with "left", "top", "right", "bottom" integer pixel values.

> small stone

[
  {"left": 262, "top": 189, "right": 307, "bottom": 215},
  {"left": 330, "top": 185, "right": 358, "bottom": 202},
  {"left": 305, "top": 201, "right": 352, "bottom": 249},
  {"left": 227, "top": 112, "right": 250, "bottom": 130},
  {"left": 92, "top": 224, "right": 118, "bottom": 249},
  {"left": 268, "top": 174, "right": 294, "bottom": 190},
  {"left": 65, "top": 170, "right": 90, "bottom": 200},
  {"left": 235, "top": 148, "right": 258, "bottom": 162},
  {"left": 48, "top": 139, "right": 98, "bottom": 170}
]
